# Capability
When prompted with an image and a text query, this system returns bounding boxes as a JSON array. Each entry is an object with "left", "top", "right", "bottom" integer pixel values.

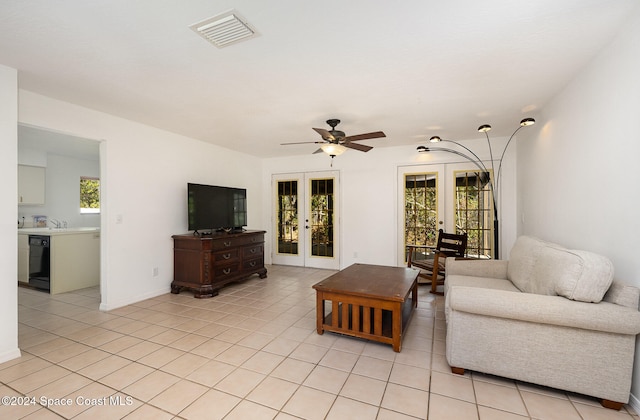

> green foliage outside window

[{"left": 80, "top": 177, "right": 100, "bottom": 213}]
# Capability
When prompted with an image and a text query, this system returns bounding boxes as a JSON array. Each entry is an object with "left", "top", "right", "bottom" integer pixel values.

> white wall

[
  {"left": 0, "top": 65, "right": 20, "bottom": 363},
  {"left": 18, "top": 153, "right": 101, "bottom": 228},
  {"left": 262, "top": 135, "right": 518, "bottom": 269},
  {"left": 18, "top": 90, "right": 265, "bottom": 311},
  {"left": 517, "top": 7, "right": 640, "bottom": 405}
]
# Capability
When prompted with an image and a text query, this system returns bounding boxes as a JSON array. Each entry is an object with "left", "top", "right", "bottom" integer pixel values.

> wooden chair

[{"left": 406, "top": 229, "right": 468, "bottom": 295}]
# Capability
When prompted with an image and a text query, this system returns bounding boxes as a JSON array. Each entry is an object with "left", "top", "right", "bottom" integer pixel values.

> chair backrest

[{"left": 435, "top": 229, "right": 467, "bottom": 257}]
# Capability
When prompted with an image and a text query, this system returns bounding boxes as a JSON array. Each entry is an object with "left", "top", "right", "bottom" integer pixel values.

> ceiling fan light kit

[{"left": 281, "top": 118, "right": 386, "bottom": 163}]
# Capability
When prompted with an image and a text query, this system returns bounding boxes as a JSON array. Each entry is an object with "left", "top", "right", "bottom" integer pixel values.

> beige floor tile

[
  {"left": 237, "top": 331, "right": 276, "bottom": 349},
  {"left": 215, "top": 344, "right": 258, "bottom": 366},
  {"left": 242, "top": 350, "right": 285, "bottom": 374},
  {"left": 185, "top": 359, "right": 236, "bottom": 387},
  {"left": 159, "top": 352, "right": 209, "bottom": 377},
  {"left": 179, "top": 388, "right": 241, "bottom": 420},
  {"left": 122, "top": 370, "right": 181, "bottom": 402},
  {"left": 430, "top": 370, "right": 474, "bottom": 402},
  {"left": 8, "top": 364, "right": 71, "bottom": 393},
  {"left": 326, "top": 396, "right": 379, "bottom": 420},
  {"left": 270, "top": 358, "right": 315, "bottom": 384},
  {"left": 99, "top": 361, "right": 155, "bottom": 389},
  {"left": 32, "top": 372, "right": 93, "bottom": 399},
  {"left": 339, "top": 373, "right": 387, "bottom": 406},
  {"left": 429, "top": 393, "right": 478, "bottom": 420},
  {"left": 214, "top": 367, "right": 266, "bottom": 398},
  {"left": 318, "top": 348, "right": 360, "bottom": 372},
  {"left": 148, "top": 378, "right": 208, "bottom": 414},
  {"left": 136, "top": 345, "right": 184, "bottom": 368},
  {"left": 352, "top": 355, "right": 394, "bottom": 381},
  {"left": 262, "top": 337, "right": 301, "bottom": 356},
  {"left": 14, "top": 270, "right": 637, "bottom": 420},
  {"left": 289, "top": 342, "right": 329, "bottom": 364},
  {"left": 574, "top": 402, "right": 635, "bottom": 419},
  {"left": 98, "top": 335, "right": 144, "bottom": 354},
  {"left": 388, "top": 361, "right": 430, "bottom": 391},
  {"left": 122, "top": 403, "right": 175, "bottom": 419},
  {"left": 57, "top": 348, "right": 111, "bottom": 371},
  {"left": 247, "top": 376, "right": 300, "bottom": 410},
  {"left": 477, "top": 406, "right": 530, "bottom": 419},
  {"left": 224, "top": 399, "right": 279, "bottom": 420},
  {"left": 117, "top": 340, "right": 164, "bottom": 361},
  {"left": 191, "top": 337, "right": 233, "bottom": 357},
  {"left": 282, "top": 385, "right": 337, "bottom": 420},
  {"left": 474, "top": 380, "right": 528, "bottom": 417},
  {"left": 381, "top": 382, "right": 430, "bottom": 419},
  {"left": 77, "top": 354, "right": 131, "bottom": 380},
  {"left": 303, "top": 365, "right": 349, "bottom": 394}
]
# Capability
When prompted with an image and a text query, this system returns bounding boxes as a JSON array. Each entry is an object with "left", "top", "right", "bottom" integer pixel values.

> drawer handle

[
  {"left": 223, "top": 268, "right": 231, "bottom": 275},
  {"left": 249, "top": 261, "right": 256, "bottom": 267},
  {"left": 250, "top": 248, "right": 257, "bottom": 254},
  {"left": 224, "top": 241, "right": 232, "bottom": 247},
  {"left": 223, "top": 253, "right": 231, "bottom": 259}
]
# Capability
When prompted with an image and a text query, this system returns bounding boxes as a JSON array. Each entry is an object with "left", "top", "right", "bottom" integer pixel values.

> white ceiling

[{"left": 1, "top": 0, "right": 637, "bottom": 158}]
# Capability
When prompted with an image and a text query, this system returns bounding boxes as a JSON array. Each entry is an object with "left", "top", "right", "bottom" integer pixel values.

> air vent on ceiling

[{"left": 190, "top": 10, "right": 258, "bottom": 48}]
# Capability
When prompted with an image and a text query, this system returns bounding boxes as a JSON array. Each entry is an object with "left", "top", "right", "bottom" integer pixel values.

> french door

[
  {"left": 398, "top": 162, "right": 495, "bottom": 265},
  {"left": 272, "top": 171, "right": 340, "bottom": 269}
]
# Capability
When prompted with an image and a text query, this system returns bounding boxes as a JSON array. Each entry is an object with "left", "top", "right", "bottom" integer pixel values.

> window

[
  {"left": 404, "top": 172, "right": 438, "bottom": 262},
  {"left": 80, "top": 177, "right": 100, "bottom": 214},
  {"left": 455, "top": 170, "right": 493, "bottom": 258}
]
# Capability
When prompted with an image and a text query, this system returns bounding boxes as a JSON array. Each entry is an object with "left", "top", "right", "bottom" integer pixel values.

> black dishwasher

[{"left": 29, "top": 235, "right": 50, "bottom": 291}]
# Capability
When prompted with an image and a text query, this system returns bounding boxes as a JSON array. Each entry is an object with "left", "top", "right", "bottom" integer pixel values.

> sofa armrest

[
  {"left": 446, "top": 258, "right": 508, "bottom": 279},
  {"left": 449, "top": 286, "right": 640, "bottom": 335}
]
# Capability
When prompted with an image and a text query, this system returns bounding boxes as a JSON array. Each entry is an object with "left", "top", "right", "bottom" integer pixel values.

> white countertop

[{"left": 18, "top": 227, "right": 100, "bottom": 236}]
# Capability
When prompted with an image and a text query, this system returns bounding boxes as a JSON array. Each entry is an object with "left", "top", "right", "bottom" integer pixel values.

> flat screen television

[{"left": 187, "top": 183, "right": 247, "bottom": 233}]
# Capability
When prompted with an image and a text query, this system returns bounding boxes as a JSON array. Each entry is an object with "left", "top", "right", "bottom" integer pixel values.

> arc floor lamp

[{"left": 416, "top": 117, "right": 536, "bottom": 259}]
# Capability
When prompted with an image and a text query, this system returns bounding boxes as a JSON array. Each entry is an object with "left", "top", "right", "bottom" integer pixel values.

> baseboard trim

[
  {"left": 99, "top": 287, "right": 171, "bottom": 311},
  {"left": 0, "top": 348, "right": 22, "bottom": 364},
  {"left": 629, "top": 392, "right": 640, "bottom": 415}
]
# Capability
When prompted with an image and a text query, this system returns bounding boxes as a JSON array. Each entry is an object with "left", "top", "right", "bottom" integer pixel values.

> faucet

[{"left": 49, "top": 219, "right": 61, "bottom": 228}]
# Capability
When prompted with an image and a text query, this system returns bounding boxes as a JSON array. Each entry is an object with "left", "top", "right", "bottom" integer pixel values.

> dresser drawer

[
  {"left": 243, "top": 244, "right": 264, "bottom": 259},
  {"left": 212, "top": 263, "right": 241, "bottom": 280},
  {"left": 211, "top": 234, "right": 263, "bottom": 251},
  {"left": 213, "top": 249, "right": 240, "bottom": 263}
]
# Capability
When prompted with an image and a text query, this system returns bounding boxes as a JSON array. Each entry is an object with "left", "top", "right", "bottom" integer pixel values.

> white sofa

[{"left": 444, "top": 236, "right": 640, "bottom": 409}]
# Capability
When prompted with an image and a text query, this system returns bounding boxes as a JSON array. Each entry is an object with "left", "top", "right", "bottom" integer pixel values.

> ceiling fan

[{"left": 281, "top": 119, "right": 386, "bottom": 157}]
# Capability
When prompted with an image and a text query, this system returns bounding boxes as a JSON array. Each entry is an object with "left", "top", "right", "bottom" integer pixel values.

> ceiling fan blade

[
  {"left": 313, "top": 127, "right": 335, "bottom": 141},
  {"left": 280, "top": 141, "right": 324, "bottom": 145},
  {"left": 312, "top": 148, "right": 325, "bottom": 154},
  {"left": 344, "top": 142, "right": 373, "bottom": 152},
  {"left": 343, "top": 131, "right": 386, "bottom": 142}
]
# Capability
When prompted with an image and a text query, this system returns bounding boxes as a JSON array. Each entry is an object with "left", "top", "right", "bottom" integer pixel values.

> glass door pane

[
  {"left": 454, "top": 170, "right": 494, "bottom": 259},
  {"left": 404, "top": 172, "right": 438, "bottom": 262},
  {"left": 277, "top": 180, "right": 298, "bottom": 255},
  {"left": 310, "top": 178, "right": 334, "bottom": 258}
]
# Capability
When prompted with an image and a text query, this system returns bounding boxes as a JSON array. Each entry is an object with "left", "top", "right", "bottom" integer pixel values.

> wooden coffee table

[{"left": 312, "top": 263, "right": 419, "bottom": 352}]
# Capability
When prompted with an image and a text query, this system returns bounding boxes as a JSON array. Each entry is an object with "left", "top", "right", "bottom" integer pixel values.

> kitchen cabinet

[
  {"left": 18, "top": 164, "right": 46, "bottom": 205},
  {"left": 17, "top": 234, "right": 29, "bottom": 283},
  {"left": 17, "top": 228, "right": 100, "bottom": 294}
]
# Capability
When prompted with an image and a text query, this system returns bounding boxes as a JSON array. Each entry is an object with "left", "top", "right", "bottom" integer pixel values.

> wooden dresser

[{"left": 171, "top": 230, "right": 267, "bottom": 298}]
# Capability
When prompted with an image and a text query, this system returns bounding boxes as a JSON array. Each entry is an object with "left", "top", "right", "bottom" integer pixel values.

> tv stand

[{"left": 171, "top": 230, "right": 267, "bottom": 298}]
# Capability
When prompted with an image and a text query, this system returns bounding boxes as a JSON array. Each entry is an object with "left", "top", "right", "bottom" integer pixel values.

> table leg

[
  {"left": 392, "top": 302, "right": 402, "bottom": 352},
  {"left": 316, "top": 291, "right": 325, "bottom": 335}
]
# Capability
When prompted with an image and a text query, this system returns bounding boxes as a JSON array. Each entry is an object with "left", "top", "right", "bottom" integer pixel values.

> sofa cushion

[
  {"left": 552, "top": 248, "right": 614, "bottom": 303},
  {"left": 604, "top": 281, "right": 640, "bottom": 309},
  {"left": 507, "top": 236, "right": 547, "bottom": 294}
]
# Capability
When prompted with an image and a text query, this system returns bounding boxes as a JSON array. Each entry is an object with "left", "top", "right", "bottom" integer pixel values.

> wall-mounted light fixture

[{"left": 417, "top": 117, "right": 536, "bottom": 258}]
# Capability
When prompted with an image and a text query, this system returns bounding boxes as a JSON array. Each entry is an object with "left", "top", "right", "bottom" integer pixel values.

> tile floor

[{"left": 1, "top": 264, "right": 638, "bottom": 419}]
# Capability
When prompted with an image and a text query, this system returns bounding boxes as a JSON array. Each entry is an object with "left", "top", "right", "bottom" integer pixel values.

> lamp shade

[{"left": 321, "top": 143, "right": 347, "bottom": 156}]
